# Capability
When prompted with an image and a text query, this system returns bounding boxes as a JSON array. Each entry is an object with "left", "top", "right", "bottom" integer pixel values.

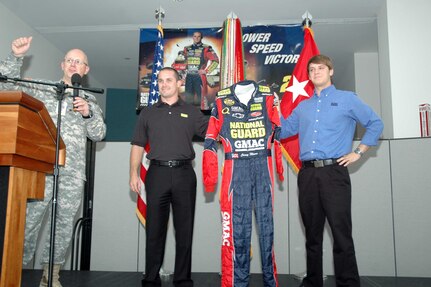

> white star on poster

[{"left": 286, "top": 76, "right": 309, "bottom": 102}]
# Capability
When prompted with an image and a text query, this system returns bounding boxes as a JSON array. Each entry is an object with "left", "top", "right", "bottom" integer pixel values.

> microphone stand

[
  {"left": 0, "top": 74, "right": 103, "bottom": 287},
  {"left": 0, "top": 74, "right": 104, "bottom": 95}
]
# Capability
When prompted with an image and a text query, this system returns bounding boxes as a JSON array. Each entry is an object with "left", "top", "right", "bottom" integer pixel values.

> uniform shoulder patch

[
  {"left": 258, "top": 85, "right": 271, "bottom": 93},
  {"left": 217, "top": 88, "right": 231, "bottom": 97}
]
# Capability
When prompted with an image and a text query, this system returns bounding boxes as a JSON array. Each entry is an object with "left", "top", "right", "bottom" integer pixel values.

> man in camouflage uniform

[{"left": 1, "top": 37, "right": 106, "bottom": 287}]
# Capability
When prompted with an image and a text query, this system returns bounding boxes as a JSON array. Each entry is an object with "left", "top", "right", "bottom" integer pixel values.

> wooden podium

[{"left": 0, "top": 91, "right": 65, "bottom": 287}]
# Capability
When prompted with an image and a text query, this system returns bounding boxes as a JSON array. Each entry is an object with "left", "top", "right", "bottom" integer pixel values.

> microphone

[
  {"left": 87, "top": 87, "right": 105, "bottom": 94},
  {"left": 71, "top": 73, "right": 82, "bottom": 102}
]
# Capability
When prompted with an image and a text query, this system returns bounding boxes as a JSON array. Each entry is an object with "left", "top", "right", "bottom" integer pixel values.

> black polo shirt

[{"left": 131, "top": 98, "right": 209, "bottom": 161}]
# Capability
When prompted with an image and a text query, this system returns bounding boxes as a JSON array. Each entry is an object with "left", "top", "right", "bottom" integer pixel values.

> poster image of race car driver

[
  {"left": 181, "top": 31, "right": 219, "bottom": 110},
  {"left": 203, "top": 80, "right": 284, "bottom": 287}
]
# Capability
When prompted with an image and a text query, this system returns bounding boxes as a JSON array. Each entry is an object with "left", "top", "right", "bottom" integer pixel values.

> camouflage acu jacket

[{"left": 1, "top": 54, "right": 107, "bottom": 180}]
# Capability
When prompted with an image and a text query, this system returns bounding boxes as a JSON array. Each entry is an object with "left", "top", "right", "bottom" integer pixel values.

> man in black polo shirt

[{"left": 130, "top": 67, "right": 208, "bottom": 287}]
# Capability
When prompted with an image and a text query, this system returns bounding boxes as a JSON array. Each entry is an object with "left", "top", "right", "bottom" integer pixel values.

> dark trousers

[
  {"left": 142, "top": 164, "right": 197, "bottom": 287},
  {"left": 298, "top": 165, "right": 360, "bottom": 287}
]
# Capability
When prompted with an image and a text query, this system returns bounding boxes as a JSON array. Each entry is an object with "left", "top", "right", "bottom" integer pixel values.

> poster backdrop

[{"left": 138, "top": 24, "right": 304, "bottom": 111}]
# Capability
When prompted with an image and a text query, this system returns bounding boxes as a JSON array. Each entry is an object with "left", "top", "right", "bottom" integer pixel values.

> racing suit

[
  {"left": 203, "top": 80, "right": 284, "bottom": 287},
  {"left": 183, "top": 42, "right": 219, "bottom": 109}
]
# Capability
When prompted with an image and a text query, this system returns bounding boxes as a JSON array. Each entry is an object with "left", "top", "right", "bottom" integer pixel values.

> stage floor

[{"left": 21, "top": 270, "right": 431, "bottom": 287}]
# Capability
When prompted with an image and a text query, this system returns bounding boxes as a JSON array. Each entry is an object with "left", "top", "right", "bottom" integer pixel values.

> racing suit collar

[
  {"left": 192, "top": 42, "right": 204, "bottom": 48},
  {"left": 232, "top": 80, "right": 258, "bottom": 91},
  {"left": 231, "top": 80, "right": 258, "bottom": 106}
]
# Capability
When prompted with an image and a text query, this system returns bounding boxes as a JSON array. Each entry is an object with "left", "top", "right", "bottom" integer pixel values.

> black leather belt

[
  {"left": 302, "top": 158, "right": 339, "bottom": 168},
  {"left": 150, "top": 160, "right": 192, "bottom": 167}
]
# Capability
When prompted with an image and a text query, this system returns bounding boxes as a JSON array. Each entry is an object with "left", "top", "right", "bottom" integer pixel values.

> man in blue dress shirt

[{"left": 280, "top": 54, "right": 383, "bottom": 287}]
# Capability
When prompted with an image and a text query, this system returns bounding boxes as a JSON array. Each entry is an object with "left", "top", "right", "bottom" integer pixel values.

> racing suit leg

[
  {"left": 184, "top": 74, "right": 203, "bottom": 107},
  {"left": 220, "top": 159, "right": 252, "bottom": 287},
  {"left": 184, "top": 76, "right": 194, "bottom": 105},
  {"left": 253, "top": 157, "right": 278, "bottom": 287},
  {"left": 193, "top": 75, "right": 202, "bottom": 106},
  {"left": 220, "top": 157, "right": 278, "bottom": 287}
]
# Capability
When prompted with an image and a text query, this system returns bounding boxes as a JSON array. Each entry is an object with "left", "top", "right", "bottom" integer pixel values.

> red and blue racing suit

[{"left": 203, "top": 80, "right": 284, "bottom": 287}]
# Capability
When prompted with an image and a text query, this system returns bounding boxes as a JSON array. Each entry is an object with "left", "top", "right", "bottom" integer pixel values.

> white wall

[
  {"left": 354, "top": 52, "right": 381, "bottom": 117},
  {"left": 0, "top": 4, "right": 60, "bottom": 79},
  {"left": 333, "top": 55, "right": 356, "bottom": 92},
  {"left": 377, "top": 0, "right": 394, "bottom": 140},
  {"left": 384, "top": 0, "right": 431, "bottom": 138},
  {"left": 354, "top": 52, "right": 382, "bottom": 138},
  {"left": 377, "top": 0, "right": 431, "bottom": 139},
  {"left": 391, "top": 138, "right": 431, "bottom": 276}
]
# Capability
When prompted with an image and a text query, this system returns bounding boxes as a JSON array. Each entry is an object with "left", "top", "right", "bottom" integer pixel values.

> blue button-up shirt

[{"left": 280, "top": 85, "right": 383, "bottom": 161}]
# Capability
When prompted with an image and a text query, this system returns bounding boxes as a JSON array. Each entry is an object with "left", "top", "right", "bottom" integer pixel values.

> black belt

[
  {"left": 150, "top": 160, "right": 192, "bottom": 167},
  {"left": 302, "top": 158, "right": 339, "bottom": 168}
]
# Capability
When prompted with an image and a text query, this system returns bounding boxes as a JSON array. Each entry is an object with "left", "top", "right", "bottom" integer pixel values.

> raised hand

[{"left": 11, "top": 36, "right": 33, "bottom": 58}]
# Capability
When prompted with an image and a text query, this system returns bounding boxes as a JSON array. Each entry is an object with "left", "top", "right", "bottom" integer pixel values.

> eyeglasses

[{"left": 64, "top": 58, "right": 88, "bottom": 66}]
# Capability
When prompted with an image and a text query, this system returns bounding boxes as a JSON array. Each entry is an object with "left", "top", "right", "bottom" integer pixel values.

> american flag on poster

[
  {"left": 279, "top": 26, "right": 319, "bottom": 173},
  {"left": 136, "top": 24, "right": 164, "bottom": 225}
]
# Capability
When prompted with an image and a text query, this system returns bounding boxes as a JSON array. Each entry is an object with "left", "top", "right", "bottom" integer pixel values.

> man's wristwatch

[
  {"left": 82, "top": 109, "right": 93, "bottom": 119},
  {"left": 354, "top": 147, "right": 363, "bottom": 156}
]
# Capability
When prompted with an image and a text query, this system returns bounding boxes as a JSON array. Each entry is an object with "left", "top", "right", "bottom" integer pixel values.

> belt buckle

[
  {"left": 313, "top": 160, "right": 324, "bottom": 168},
  {"left": 168, "top": 161, "right": 174, "bottom": 167}
]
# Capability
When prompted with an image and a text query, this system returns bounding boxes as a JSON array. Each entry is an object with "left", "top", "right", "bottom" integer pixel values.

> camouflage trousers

[{"left": 23, "top": 175, "right": 84, "bottom": 265}]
